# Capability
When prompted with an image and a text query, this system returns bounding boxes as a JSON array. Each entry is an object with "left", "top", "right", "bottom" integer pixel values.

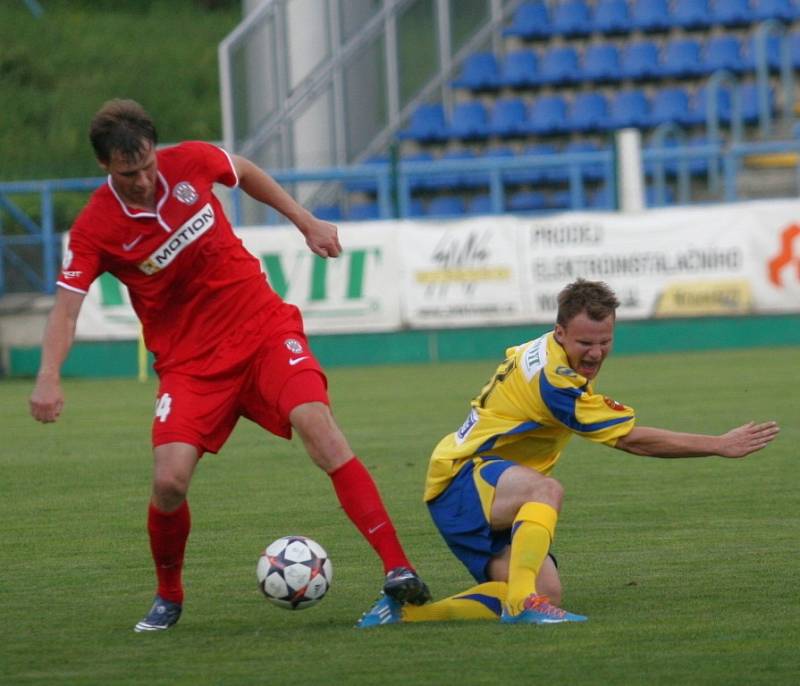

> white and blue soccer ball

[{"left": 256, "top": 535, "right": 333, "bottom": 610}]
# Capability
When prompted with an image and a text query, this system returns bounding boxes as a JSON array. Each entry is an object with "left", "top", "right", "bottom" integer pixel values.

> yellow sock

[
  {"left": 402, "top": 582, "right": 507, "bottom": 622},
  {"left": 505, "top": 502, "right": 558, "bottom": 615}
]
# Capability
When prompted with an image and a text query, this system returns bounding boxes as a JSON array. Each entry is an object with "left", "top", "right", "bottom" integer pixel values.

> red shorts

[{"left": 151, "top": 303, "right": 329, "bottom": 455}]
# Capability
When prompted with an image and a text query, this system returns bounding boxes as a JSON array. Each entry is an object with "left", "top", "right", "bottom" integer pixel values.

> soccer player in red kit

[{"left": 29, "top": 99, "right": 430, "bottom": 632}]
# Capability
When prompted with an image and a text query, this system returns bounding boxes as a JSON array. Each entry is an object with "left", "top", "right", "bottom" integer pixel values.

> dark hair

[
  {"left": 556, "top": 279, "right": 620, "bottom": 327},
  {"left": 89, "top": 99, "right": 158, "bottom": 163}
]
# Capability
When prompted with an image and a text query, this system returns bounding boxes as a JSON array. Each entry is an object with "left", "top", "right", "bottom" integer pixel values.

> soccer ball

[{"left": 256, "top": 535, "right": 333, "bottom": 610}]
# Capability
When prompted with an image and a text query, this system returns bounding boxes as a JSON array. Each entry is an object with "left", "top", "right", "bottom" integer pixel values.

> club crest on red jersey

[
  {"left": 173, "top": 181, "right": 198, "bottom": 205},
  {"left": 284, "top": 338, "right": 304, "bottom": 354}
]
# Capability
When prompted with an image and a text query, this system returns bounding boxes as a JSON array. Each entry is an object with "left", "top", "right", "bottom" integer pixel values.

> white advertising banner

[
  {"left": 519, "top": 200, "right": 800, "bottom": 322},
  {"left": 69, "top": 199, "right": 800, "bottom": 341},
  {"left": 399, "top": 217, "right": 529, "bottom": 328},
  {"left": 72, "top": 221, "right": 403, "bottom": 340}
]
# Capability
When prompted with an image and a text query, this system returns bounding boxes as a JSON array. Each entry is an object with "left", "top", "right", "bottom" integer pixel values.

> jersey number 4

[{"left": 155, "top": 393, "right": 173, "bottom": 423}]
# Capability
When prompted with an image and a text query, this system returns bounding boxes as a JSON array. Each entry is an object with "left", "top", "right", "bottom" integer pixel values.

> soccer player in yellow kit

[{"left": 357, "top": 279, "right": 780, "bottom": 627}]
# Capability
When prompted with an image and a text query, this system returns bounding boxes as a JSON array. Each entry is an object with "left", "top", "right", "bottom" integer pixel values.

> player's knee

[
  {"left": 152, "top": 471, "right": 190, "bottom": 509},
  {"left": 525, "top": 476, "right": 563, "bottom": 510}
]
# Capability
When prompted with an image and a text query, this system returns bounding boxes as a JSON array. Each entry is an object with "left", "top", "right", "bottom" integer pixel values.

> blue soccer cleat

[
  {"left": 134, "top": 595, "right": 183, "bottom": 633},
  {"left": 500, "top": 593, "right": 587, "bottom": 625},
  {"left": 382, "top": 566, "right": 432, "bottom": 606},
  {"left": 355, "top": 593, "right": 403, "bottom": 628}
]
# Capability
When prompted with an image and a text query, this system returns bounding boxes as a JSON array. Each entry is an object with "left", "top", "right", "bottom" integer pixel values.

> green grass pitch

[{"left": 1, "top": 346, "right": 798, "bottom": 685}]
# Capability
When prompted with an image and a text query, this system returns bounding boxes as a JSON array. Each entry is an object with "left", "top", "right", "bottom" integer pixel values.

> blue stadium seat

[
  {"left": 452, "top": 52, "right": 503, "bottom": 91},
  {"left": 742, "top": 33, "right": 782, "bottom": 72},
  {"left": 501, "top": 49, "right": 540, "bottom": 90},
  {"left": 647, "top": 134, "right": 716, "bottom": 179},
  {"left": 527, "top": 94, "right": 569, "bottom": 135},
  {"left": 506, "top": 144, "right": 558, "bottom": 185},
  {"left": 466, "top": 194, "right": 493, "bottom": 215},
  {"left": 690, "top": 84, "right": 733, "bottom": 126},
  {"left": 346, "top": 153, "right": 388, "bottom": 193},
  {"left": 661, "top": 38, "right": 705, "bottom": 79},
  {"left": 588, "top": 185, "right": 614, "bottom": 209},
  {"left": 548, "top": 190, "right": 573, "bottom": 210},
  {"left": 508, "top": 190, "right": 548, "bottom": 212},
  {"left": 650, "top": 87, "right": 693, "bottom": 127},
  {"left": 738, "top": 82, "right": 777, "bottom": 123},
  {"left": 347, "top": 201, "right": 380, "bottom": 221},
  {"left": 481, "top": 146, "right": 516, "bottom": 187},
  {"left": 441, "top": 149, "right": 486, "bottom": 189},
  {"left": 581, "top": 44, "right": 622, "bottom": 82},
  {"left": 593, "top": 0, "right": 632, "bottom": 35},
  {"left": 312, "top": 204, "right": 343, "bottom": 221},
  {"left": 630, "top": 0, "right": 672, "bottom": 32},
  {"left": 398, "top": 103, "right": 448, "bottom": 143},
  {"left": 685, "top": 134, "right": 717, "bottom": 176},
  {"left": 704, "top": 35, "right": 746, "bottom": 74},
  {"left": 791, "top": 31, "right": 800, "bottom": 68},
  {"left": 552, "top": 0, "right": 593, "bottom": 37},
  {"left": 672, "top": 0, "right": 713, "bottom": 30},
  {"left": 711, "top": 0, "right": 755, "bottom": 27},
  {"left": 646, "top": 184, "right": 676, "bottom": 207},
  {"left": 401, "top": 151, "right": 435, "bottom": 192},
  {"left": 620, "top": 40, "right": 662, "bottom": 80},
  {"left": 752, "top": 0, "right": 796, "bottom": 22},
  {"left": 489, "top": 97, "right": 530, "bottom": 138},
  {"left": 427, "top": 195, "right": 467, "bottom": 217},
  {"left": 608, "top": 89, "right": 652, "bottom": 129},
  {"left": 431, "top": 150, "right": 477, "bottom": 190},
  {"left": 539, "top": 45, "right": 581, "bottom": 85},
  {"left": 503, "top": 1, "right": 553, "bottom": 40},
  {"left": 447, "top": 101, "right": 491, "bottom": 140},
  {"left": 567, "top": 92, "right": 610, "bottom": 132},
  {"left": 563, "top": 140, "right": 608, "bottom": 181},
  {"left": 405, "top": 198, "right": 425, "bottom": 218}
]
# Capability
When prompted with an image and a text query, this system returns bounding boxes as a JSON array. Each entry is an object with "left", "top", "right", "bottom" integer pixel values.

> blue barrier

[{"left": 3, "top": 141, "right": 800, "bottom": 295}]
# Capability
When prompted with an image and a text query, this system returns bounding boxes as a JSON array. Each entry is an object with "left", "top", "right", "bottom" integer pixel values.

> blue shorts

[{"left": 427, "top": 457, "right": 517, "bottom": 583}]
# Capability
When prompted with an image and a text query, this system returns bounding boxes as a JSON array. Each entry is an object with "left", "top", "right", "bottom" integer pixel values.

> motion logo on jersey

[{"left": 139, "top": 203, "right": 215, "bottom": 275}]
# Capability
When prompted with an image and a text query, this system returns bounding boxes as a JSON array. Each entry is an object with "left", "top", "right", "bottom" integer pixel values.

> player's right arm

[
  {"left": 613, "top": 422, "right": 780, "bottom": 459},
  {"left": 29, "top": 287, "right": 86, "bottom": 423}
]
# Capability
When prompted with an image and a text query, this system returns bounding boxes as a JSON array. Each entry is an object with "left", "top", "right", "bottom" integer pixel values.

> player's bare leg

[{"left": 290, "top": 402, "right": 431, "bottom": 605}]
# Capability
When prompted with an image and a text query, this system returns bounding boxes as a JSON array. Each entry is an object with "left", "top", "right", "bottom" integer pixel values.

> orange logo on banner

[{"left": 768, "top": 223, "right": 800, "bottom": 287}]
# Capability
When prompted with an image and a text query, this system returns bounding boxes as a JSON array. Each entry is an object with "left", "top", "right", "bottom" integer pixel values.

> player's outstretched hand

[
  {"left": 29, "top": 377, "right": 64, "bottom": 424},
  {"left": 718, "top": 421, "right": 780, "bottom": 458},
  {"left": 303, "top": 217, "right": 342, "bottom": 258}
]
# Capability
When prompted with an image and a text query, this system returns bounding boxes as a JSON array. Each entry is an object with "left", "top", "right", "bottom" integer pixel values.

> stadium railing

[{"left": 4, "top": 139, "right": 800, "bottom": 296}]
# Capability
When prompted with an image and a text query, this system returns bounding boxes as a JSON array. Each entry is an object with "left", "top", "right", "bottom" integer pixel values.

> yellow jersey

[{"left": 424, "top": 331, "right": 636, "bottom": 502}]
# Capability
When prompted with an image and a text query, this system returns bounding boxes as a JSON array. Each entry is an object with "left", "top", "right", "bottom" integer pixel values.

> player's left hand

[
  {"left": 303, "top": 217, "right": 342, "bottom": 258},
  {"left": 718, "top": 420, "right": 780, "bottom": 458}
]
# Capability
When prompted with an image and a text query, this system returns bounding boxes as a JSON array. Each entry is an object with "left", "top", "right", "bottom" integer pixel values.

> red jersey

[{"left": 58, "top": 141, "right": 281, "bottom": 373}]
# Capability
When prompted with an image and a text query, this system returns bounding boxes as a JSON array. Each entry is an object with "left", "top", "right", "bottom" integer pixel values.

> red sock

[
  {"left": 329, "top": 457, "right": 413, "bottom": 574},
  {"left": 147, "top": 500, "right": 191, "bottom": 604}
]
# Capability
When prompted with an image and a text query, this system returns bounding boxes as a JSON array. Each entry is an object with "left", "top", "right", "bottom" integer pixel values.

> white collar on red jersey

[{"left": 107, "top": 171, "right": 170, "bottom": 221}]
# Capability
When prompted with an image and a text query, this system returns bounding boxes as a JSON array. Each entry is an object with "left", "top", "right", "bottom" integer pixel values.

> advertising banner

[
  {"left": 72, "top": 221, "right": 403, "bottom": 340},
  {"left": 69, "top": 199, "right": 800, "bottom": 341},
  {"left": 518, "top": 200, "right": 800, "bottom": 322},
  {"left": 399, "top": 217, "right": 529, "bottom": 328}
]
